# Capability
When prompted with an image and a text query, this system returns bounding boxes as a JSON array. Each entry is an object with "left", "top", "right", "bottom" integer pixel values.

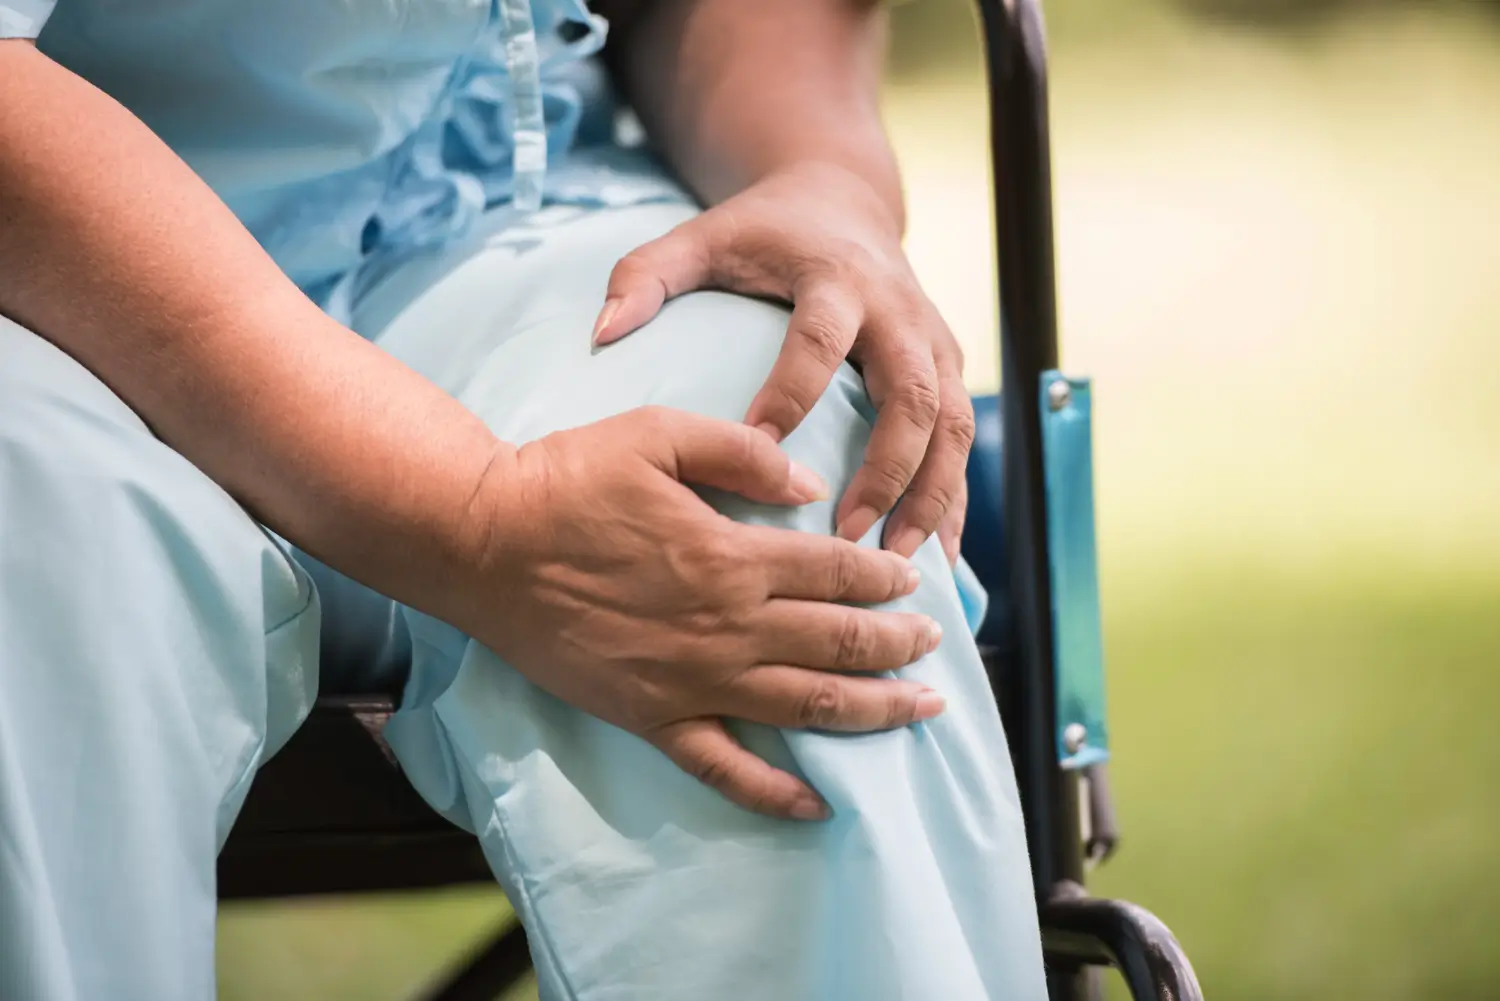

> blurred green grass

[
  {"left": 1092, "top": 564, "right": 1500, "bottom": 1000},
  {"left": 219, "top": 4, "right": 1500, "bottom": 999}
]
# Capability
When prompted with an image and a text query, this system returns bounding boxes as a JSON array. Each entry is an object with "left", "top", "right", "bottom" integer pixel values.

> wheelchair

[{"left": 218, "top": 2, "right": 1206, "bottom": 998}]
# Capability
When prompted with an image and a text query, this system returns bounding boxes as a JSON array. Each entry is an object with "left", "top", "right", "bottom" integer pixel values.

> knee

[
  {"left": 611, "top": 291, "right": 791, "bottom": 422},
  {"left": 581, "top": 288, "right": 874, "bottom": 465},
  {"left": 611, "top": 291, "right": 872, "bottom": 431},
  {"left": 597, "top": 293, "right": 877, "bottom": 538}
]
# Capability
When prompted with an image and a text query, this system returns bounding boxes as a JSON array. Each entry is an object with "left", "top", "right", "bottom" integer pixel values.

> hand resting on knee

[{"left": 450, "top": 405, "right": 945, "bottom": 822}]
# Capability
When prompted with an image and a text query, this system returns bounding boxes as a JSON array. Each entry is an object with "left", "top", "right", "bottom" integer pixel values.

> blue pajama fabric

[
  {"left": 0, "top": 202, "right": 1046, "bottom": 1001},
  {"left": 1, "top": 2, "right": 1046, "bottom": 998},
  {"left": 28, "top": 0, "right": 684, "bottom": 317}
]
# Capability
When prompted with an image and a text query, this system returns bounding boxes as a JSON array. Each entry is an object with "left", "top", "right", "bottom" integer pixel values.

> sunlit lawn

[{"left": 219, "top": 8, "right": 1500, "bottom": 999}]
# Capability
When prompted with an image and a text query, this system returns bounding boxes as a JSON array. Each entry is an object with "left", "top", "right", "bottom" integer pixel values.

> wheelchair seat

[{"left": 218, "top": 697, "right": 487, "bottom": 901}]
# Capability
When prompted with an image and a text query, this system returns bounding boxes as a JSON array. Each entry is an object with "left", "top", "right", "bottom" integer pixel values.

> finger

[
  {"left": 750, "top": 599, "right": 942, "bottom": 673},
  {"left": 883, "top": 361, "right": 975, "bottom": 558},
  {"left": 638, "top": 408, "right": 830, "bottom": 505},
  {"left": 835, "top": 335, "right": 941, "bottom": 544},
  {"left": 649, "top": 718, "right": 829, "bottom": 821},
  {"left": 724, "top": 667, "right": 946, "bottom": 732},
  {"left": 737, "top": 524, "right": 919, "bottom": 604},
  {"left": 743, "top": 282, "right": 862, "bottom": 442},
  {"left": 936, "top": 477, "right": 968, "bottom": 567},
  {"left": 593, "top": 221, "right": 712, "bottom": 346}
]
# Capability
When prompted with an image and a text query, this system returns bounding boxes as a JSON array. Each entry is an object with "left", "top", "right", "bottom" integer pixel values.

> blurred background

[{"left": 218, "top": 1, "right": 1500, "bottom": 998}]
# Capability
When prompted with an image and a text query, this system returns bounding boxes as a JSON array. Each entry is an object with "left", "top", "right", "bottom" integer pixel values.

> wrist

[
  {"left": 436, "top": 437, "right": 540, "bottom": 624},
  {"left": 759, "top": 159, "right": 905, "bottom": 238},
  {"left": 458, "top": 441, "right": 526, "bottom": 570}
]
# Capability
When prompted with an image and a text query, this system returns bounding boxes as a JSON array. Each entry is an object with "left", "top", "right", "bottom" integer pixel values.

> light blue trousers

[{"left": 0, "top": 203, "right": 1045, "bottom": 1001}]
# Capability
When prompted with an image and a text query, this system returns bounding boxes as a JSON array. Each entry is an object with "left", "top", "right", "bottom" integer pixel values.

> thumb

[
  {"left": 636, "top": 409, "right": 829, "bottom": 506},
  {"left": 592, "top": 221, "right": 712, "bottom": 346}
]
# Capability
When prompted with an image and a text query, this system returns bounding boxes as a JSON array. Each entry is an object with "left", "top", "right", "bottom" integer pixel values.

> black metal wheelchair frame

[{"left": 218, "top": 3, "right": 1205, "bottom": 998}]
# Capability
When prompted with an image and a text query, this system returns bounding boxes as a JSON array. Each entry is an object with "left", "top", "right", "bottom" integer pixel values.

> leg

[
  {"left": 0, "top": 318, "right": 320, "bottom": 1000},
  {"left": 358, "top": 203, "right": 1045, "bottom": 1001}
]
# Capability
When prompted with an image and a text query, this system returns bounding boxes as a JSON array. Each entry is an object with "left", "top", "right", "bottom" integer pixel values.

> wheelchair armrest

[{"left": 1040, "top": 883, "right": 1205, "bottom": 1001}]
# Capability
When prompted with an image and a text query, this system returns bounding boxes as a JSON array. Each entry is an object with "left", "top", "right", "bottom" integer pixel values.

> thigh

[
  {"left": 365, "top": 205, "right": 1045, "bottom": 1000},
  {"left": 0, "top": 315, "right": 321, "bottom": 1001},
  {"left": 0, "top": 315, "right": 319, "bottom": 791},
  {"left": 356, "top": 202, "right": 795, "bottom": 439}
]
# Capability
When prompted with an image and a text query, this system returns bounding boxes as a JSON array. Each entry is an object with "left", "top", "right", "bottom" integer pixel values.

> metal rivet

[
  {"left": 1047, "top": 379, "right": 1072, "bottom": 411},
  {"left": 1063, "top": 722, "right": 1088, "bottom": 754}
]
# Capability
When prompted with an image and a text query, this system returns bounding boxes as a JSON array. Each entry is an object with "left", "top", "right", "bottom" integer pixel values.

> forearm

[
  {"left": 604, "top": 0, "right": 904, "bottom": 231},
  {"left": 0, "top": 42, "right": 509, "bottom": 614}
]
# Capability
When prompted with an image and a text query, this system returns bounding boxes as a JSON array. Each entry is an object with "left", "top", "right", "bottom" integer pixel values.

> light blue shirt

[{"left": 8, "top": 0, "right": 687, "bottom": 316}]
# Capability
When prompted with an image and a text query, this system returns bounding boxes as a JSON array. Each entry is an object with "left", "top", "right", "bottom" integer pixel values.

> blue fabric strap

[{"left": 1040, "top": 371, "right": 1110, "bottom": 769}]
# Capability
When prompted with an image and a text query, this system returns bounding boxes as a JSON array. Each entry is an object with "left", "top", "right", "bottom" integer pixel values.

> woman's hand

[
  {"left": 592, "top": 163, "right": 973, "bottom": 565},
  {"left": 461, "top": 406, "right": 944, "bottom": 821}
]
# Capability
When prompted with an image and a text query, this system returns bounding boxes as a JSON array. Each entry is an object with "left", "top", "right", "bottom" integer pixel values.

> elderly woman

[{"left": 0, "top": 1, "right": 1044, "bottom": 998}]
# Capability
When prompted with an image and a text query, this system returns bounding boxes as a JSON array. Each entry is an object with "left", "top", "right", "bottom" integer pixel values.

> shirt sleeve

[{"left": 0, "top": 0, "right": 55, "bottom": 40}]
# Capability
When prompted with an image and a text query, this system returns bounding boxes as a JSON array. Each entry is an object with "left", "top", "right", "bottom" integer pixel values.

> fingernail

[
  {"left": 914, "top": 690, "right": 947, "bottom": 720},
  {"left": 591, "top": 297, "right": 621, "bottom": 345},
  {"left": 755, "top": 421, "right": 784, "bottom": 443},
  {"left": 836, "top": 506, "right": 880, "bottom": 543},
  {"left": 787, "top": 461, "right": 829, "bottom": 502},
  {"left": 924, "top": 618, "right": 943, "bottom": 653},
  {"left": 790, "top": 796, "right": 831, "bottom": 821},
  {"left": 889, "top": 526, "right": 928, "bottom": 558},
  {"left": 902, "top": 563, "right": 921, "bottom": 595}
]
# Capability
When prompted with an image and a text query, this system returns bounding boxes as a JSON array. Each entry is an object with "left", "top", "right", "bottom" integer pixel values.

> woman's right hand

[{"left": 459, "top": 406, "right": 945, "bottom": 821}]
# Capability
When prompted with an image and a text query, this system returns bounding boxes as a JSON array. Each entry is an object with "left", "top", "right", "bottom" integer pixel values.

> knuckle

[
  {"left": 891, "top": 373, "right": 942, "bottom": 429},
  {"left": 764, "top": 381, "right": 816, "bottom": 426},
  {"left": 943, "top": 402, "right": 977, "bottom": 454},
  {"left": 887, "top": 555, "right": 912, "bottom": 596},
  {"left": 695, "top": 525, "right": 744, "bottom": 579},
  {"left": 797, "top": 678, "right": 846, "bottom": 729},
  {"left": 911, "top": 621, "right": 933, "bottom": 662},
  {"left": 682, "top": 606, "right": 738, "bottom": 644},
  {"left": 829, "top": 544, "right": 861, "bottom": 597},
  {"left": 610, "top": 249, "right": 654, "bottom": 286},
  {"left": 885, "top": 281, "right": 923, "bottom": 314},
  {"left": 812, "top": 256, "right": 861, "bottom": 292},
  {"left": 672, "top": 531, "right": 755, "bottom": 617},
  {"left": 928, "top": 310, "right": 966, "bottom": 368},
  {"left": 914, "top": 476, "right": 962, "bottom": 524},
  {"left": 684, "top": 748, "right": 737, "bottom": 793},
  {"left": 865, "top": 456, "right": 920, "bottom": 506},
  {"left": 794, "top": 312, "right": 850, "bottom": 370},
  {"left": 615, "top": 686, "right": 661, "bottom": 734},
  {"left": 729, "top": 424, "right": 769, "bottom": 471},
  {"left": 738, "top": 783, "right": 781, "bottom": 817},
  {"left": 885, "top": 689, "right": 918, "bottom": 728},
  {"left": 834, "top": 614, "right": 874, "bottom": 669},
  {"left": 945, "top": 336, "right": 967, "bottom": 372},
  {"left": 889, "top": 293, "right": 933, "bottom": 335},
  {"left": 617, "top": 246, "right": 650, "bottom": 271},
  {"left": 633, "top": 404, "right": 673, "bottom": 434},
  {"left": 717, "top": 569, "right": 764, "bottom": 613}
]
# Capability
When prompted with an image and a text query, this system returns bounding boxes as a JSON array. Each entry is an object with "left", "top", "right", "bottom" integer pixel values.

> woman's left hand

[{"left": 592, "top": 162, "right": 973, "bottom": 565}]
